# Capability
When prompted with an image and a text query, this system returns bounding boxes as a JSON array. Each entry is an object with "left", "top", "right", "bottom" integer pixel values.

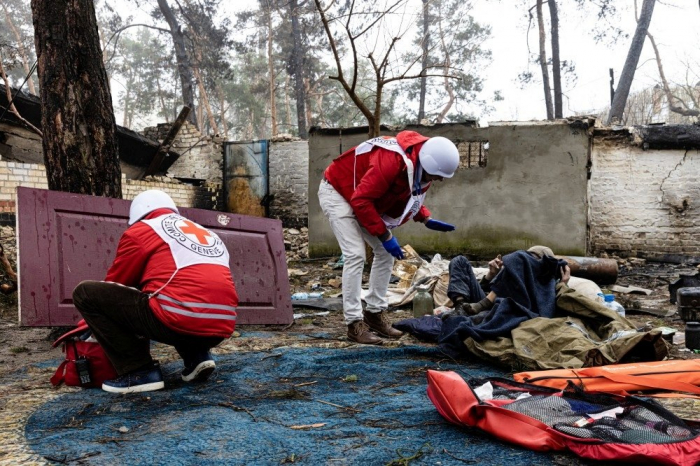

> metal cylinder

[
  {"left": 556, "top": 256, "right": 619, "bottom": 285},
  {"left": 686, "top": 322, "right": 700, "bottom": 351}
]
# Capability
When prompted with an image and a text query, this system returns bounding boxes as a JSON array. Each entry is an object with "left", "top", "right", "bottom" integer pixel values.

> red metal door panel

[{"left": 17, "top": 187, "right": 292, "bottom": 326}]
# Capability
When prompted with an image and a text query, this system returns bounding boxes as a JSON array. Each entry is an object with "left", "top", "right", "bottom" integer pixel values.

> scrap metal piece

[
  {"left": 557, "top": 255, "right": 618, "bottom": 285},
  {"left": 669, "top": 273, "right": 700, "bottom": 304}
]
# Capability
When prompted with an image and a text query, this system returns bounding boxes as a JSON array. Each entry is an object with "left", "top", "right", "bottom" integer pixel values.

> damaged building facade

[
  {"left": 0, "top": 90, "right": 309, "bottom": 229},
  {"left": 1, "top": 82, "right": 696, "bottom": 260},
  {"left": 0, "top": 85, "right": 222, "bottom": 219},
  {"left": 308, "top": 120, "right": 700, "bottom": 260},
  {"left": 589, "top": 125, "right": 700, "bottom": 259}
]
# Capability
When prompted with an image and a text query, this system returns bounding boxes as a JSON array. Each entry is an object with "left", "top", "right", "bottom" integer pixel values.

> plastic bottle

[
  {"left": 603, "top": 294, "right": 625, "bottom": 318},
  {"left": 291, "top": 292, "right": 309, "bottom": 300},
  {"left": 413, "top": 286, "right": 434, "bottom": 318}
]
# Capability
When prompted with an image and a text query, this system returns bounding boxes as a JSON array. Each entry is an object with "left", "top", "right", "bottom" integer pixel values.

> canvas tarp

[{"left": 464, "top": 282, "right": 668, "bottom": 371}]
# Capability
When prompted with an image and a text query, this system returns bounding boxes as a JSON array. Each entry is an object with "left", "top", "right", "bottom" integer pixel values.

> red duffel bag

[
  {"left": 50, "top": 320, "right": 117, "bottom": 388},
  {"left": 427, "top": 370, "right": 700, "bottom": 466}
]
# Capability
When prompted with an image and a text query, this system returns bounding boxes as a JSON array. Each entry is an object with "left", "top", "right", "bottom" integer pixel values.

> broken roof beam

[
  {"left": 140, "top": 106, "right": 191, "bottom": 179},
  {"left": 633, "top": 124, "right": 700, "bottom": 150}
]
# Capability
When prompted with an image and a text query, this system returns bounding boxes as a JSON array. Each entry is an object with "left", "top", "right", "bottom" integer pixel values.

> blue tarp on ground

[{"left": 26, "top": 346, "right": 561, "bottom": 465}]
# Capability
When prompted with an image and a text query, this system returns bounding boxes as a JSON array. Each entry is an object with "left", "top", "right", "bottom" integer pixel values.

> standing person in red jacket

[
  {"left": 72, "top": 190, "right": 238, "bottom": 394},
  {"left": 319, "top": 131, "right": 459, "bottom": 344}
]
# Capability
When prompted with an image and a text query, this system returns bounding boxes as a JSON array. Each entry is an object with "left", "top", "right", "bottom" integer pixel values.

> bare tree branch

[
  {"left": 0, "top": 57, "right": 42, "bottom": 136},
  {"left": 103, "top": 24, "right": 171, "bottom": 64},
  {"left": 647, "top": 30, "right": 700, "bottom": 118}
]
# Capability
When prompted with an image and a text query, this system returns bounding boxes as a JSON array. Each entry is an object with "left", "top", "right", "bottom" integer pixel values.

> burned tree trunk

[
  {"left": 157, "top": 0, "right": 198, "bottom": 128},
  {"left": 548, "top": 0, "right": 562, "bottom": 118},
  {"left": 607, "top": 0, "right": 656, "bottom": 125},
  {"left": 30, "top": 0, "right": 122, "bottom": 198},
  {"left": 266, "top": 2, "right": 278, "bottom": 137},
  {"left": 536, "top": 0, "right": 554, "bottom": 120},
  {"left": 289, "top": 0, "right": 307, "bottom": 139},
  {"left": 417, "top": 0, "right": 430, "bottom": 123}
]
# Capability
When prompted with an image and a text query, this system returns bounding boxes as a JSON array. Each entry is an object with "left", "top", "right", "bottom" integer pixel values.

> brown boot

[
  {"left": 363, "top": 310, "right": 404, "bottom": 339},
  {"left": 347, "top": 321, "right": 383, "bottom": 345}
]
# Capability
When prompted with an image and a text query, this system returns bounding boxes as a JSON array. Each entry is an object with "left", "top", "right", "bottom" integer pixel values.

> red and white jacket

[
  {"left": 324, "top": 130, "right": 433, "bottom": 238},
  {"left": 105, "top": 208, "right": 238, "bottom": 338}
]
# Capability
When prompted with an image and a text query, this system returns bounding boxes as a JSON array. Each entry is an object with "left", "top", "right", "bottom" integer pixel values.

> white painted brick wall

[
  {"left": 0, "top": 160, "right": 202, "bottom": 210},
  {"left": 144, "top": 122, "right": 223, "bottom": 182},
  {"left": 269, "top": 140, "right": 308, "bottom": 227},
  {"left": 590, "top": 141, "right": 700, "bottom": 256}
]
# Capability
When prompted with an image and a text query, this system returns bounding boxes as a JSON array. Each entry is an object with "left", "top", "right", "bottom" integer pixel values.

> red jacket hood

[{"left": 396, "top": 131, "right": 430, "bottom": 153}]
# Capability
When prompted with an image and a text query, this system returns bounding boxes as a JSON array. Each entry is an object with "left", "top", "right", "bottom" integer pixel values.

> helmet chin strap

[{"left": 413, "top": 163, "right": 424, "bottom": 195}]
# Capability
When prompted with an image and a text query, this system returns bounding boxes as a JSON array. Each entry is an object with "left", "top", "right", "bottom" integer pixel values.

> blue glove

[
  {"left": 381, "top": 236, "right": 405, "bottom": 259},
  {"left": 425, "top": 219, "right": 456, "bottom": 232}
]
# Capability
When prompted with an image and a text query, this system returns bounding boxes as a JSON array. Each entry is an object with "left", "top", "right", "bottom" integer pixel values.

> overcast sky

[
  {"left": 117, "top": 0, "right": 699, "bottom": 127},
  {"left": 473, "top": 0, "right": 699, "bottom": 123}
]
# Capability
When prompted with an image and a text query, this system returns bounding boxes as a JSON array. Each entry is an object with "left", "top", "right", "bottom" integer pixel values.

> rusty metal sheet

[
  {"left": 224, "top": 140, "right": 269, "bottom": 217},
  {"left": 17, "top": 187, "right": 292, "bottom": 327}
]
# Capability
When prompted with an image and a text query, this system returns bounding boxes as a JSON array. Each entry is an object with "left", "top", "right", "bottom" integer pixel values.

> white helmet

[
  {"left": 128, "top": 190, "right": 179, "bottom": 225},
  {"left": 418, "top": 137, "right": 460, "bottom": 178}
]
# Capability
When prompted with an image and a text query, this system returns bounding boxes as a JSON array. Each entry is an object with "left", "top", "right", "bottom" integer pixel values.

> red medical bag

[{"left": 50, "top": 320, "right": 117, "bottom": 388}]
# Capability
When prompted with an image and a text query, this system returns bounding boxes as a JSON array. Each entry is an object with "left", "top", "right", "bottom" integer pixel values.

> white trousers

[{"left": 318, "top": 180, "right": 394, "bottom": 324}]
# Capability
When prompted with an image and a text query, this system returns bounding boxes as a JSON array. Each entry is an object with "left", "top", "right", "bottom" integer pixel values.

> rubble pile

[
  {"left": 0, "top": 226, "right": 16, "bottom": 263},
  {"left": 284, "top": 227, "right": 309, "bottom": 261}
]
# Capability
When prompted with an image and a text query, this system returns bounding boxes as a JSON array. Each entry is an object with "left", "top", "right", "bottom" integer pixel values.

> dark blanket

[
  {"left": 438, "top": 251, "right": 566, "bottom": 356},
  {"left": 393, "top": 315, "right": 443, "bottom": 342}
]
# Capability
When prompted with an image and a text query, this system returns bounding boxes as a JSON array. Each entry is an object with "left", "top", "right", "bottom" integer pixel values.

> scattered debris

[
  {"left": 328, "top": 278, "right": 342, "bottom": 288},
  {"left": 280, "top": 453, "right": 301, "bottom": 463},
  {"left": 283, "top": 227, "right": 308, "bottom": 261},
  {"left": 290, "top": 298, "right": 343, "bottom": 311},
  {"left": 332, "top": 255, "right": 344, "bottom": 269},
  {"left": 217, "top": 402, "right": 257, "bottom": 421},
  {"left": 314, "top": 399, "right": 361, "bottom": 413},
  {"left": 293, "top": 311, "right": 330, "bottom": 320},
  {"left": 289, "top": 423, "right": 326, "bottom": 430},
  {"left": 609, "top": 284, "right": 652, "bottom": 295},
  {"left": 386, "top": 442, "right": 433, "bottom": 466}
]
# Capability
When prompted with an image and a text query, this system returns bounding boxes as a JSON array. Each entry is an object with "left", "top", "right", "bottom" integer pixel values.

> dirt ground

[
  {"left": 1, "top": 237, "right": 699, "bottom": 464},
  {"left": 1, "top": 249, "right": 699, "bottom": 376}
]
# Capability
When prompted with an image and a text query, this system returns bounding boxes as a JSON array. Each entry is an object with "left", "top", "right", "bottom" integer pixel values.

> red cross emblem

[{"left": 179, "top": 220, "right": 212, "bottom": 245}]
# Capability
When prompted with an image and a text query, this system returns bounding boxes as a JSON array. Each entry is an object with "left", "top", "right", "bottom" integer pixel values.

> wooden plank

[{"left": 141, "top": 106, "right": 191, "bottom": 178}]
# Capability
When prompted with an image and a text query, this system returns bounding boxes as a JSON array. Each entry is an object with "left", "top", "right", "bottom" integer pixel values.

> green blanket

[{"left": 464, "top": 283, "right": 668, "bottom": 371}]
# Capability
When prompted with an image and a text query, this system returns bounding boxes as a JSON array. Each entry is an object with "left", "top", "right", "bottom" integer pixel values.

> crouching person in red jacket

[
  {"left": 72, "top": 190, "right": 238, "bottom": 394},
  {"left": 319, "top": 132, "right": 459, "bottom": 344}
]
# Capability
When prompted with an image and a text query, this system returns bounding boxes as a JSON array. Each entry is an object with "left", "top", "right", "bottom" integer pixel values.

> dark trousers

[
  {"left": 447, "top": 256, "right": 487, "bottom": 304},
  {"left": 73, "top": 280, "right": 223, "bottom": 375}
]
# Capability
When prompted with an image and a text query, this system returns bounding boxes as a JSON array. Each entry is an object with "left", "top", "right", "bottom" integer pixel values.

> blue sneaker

[
  {"left": 181, "top": 351, "right": 215, "bottom": 382},
  {"left": 102, "top": 363, "right": 165, "bottom": 394}
]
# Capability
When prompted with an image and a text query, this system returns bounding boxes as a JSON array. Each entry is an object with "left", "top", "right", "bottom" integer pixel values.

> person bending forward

[{"left": 319, "top": 132, "right": 460, "bottom": 344}]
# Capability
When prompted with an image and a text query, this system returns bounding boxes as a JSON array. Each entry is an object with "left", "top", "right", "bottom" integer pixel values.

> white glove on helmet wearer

[
  {"left": 128, "top": 189, "right": 179, "bottom": 225},
  {"left": 418, "top": 137, "right": 460, "bottom": 178}
]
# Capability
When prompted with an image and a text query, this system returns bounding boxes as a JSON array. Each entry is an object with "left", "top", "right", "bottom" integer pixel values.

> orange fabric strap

[{"left": 576, "top": 368, "right": 700, "bottom": 395}]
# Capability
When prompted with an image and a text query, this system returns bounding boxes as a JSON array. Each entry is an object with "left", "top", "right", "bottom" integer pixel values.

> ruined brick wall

[
  {"left": 143, "top": 121, "right": 223, "bottom": 182},
  {"left": 0, "top": 160, "right": 222, "bottom": 224},
  {"left": 123, "top": 177, "right": 222, "bottom": 211},
  {"left": 589, "top": 133, "right": 700, "bottom": 257},
  {"left": 269, "top": 140, "right": 308, "bottom": 227}
]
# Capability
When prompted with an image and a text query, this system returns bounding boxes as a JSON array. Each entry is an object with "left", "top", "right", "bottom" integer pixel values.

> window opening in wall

[{"left": 457, "top": 141, "right": 488, "bottom": 169}]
